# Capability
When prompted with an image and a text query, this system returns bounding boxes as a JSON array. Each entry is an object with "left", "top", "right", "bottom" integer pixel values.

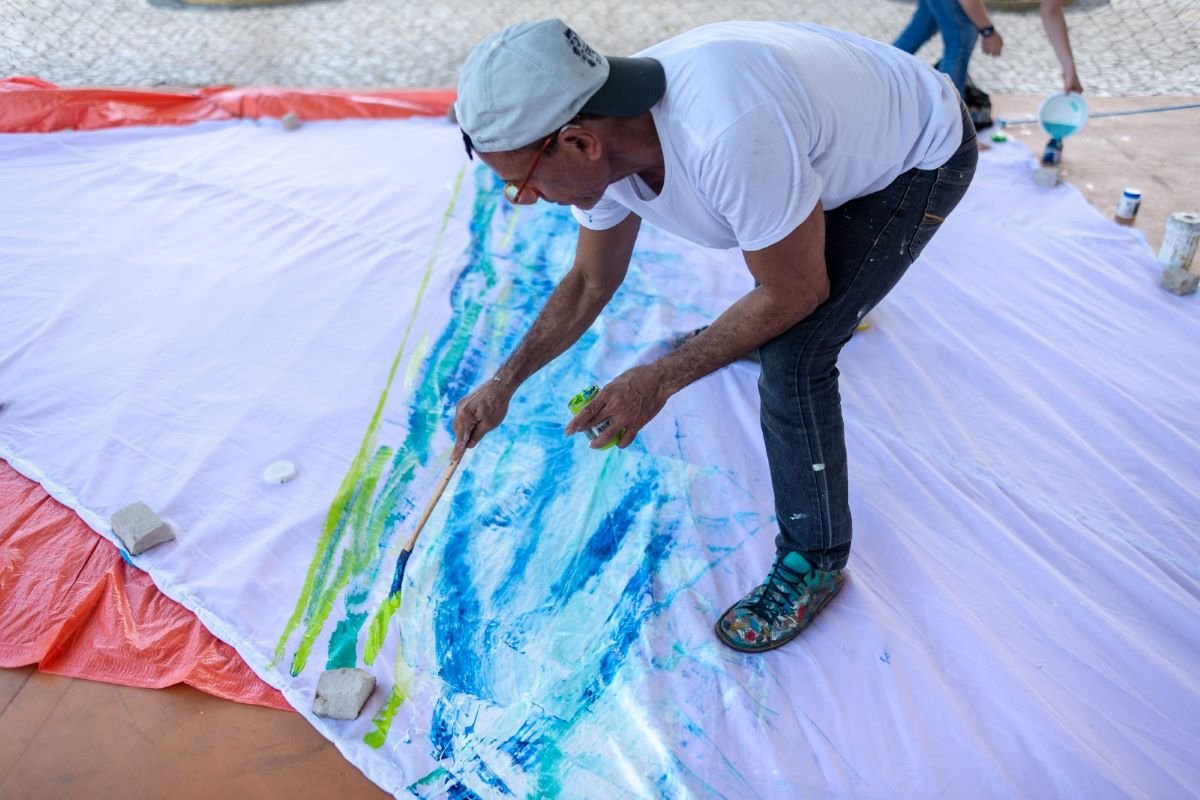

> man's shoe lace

[{"left": 745, "top": 556, "right": 807, "bottom": 620}]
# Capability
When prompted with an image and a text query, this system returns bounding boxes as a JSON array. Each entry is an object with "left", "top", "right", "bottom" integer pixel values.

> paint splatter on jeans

[{"left": 759, "top": 105, "right": 978, "bottom": 571}]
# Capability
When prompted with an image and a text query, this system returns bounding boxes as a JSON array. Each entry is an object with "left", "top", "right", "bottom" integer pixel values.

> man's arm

[
  {"left": 450, "top": 213, "right": 642, "bottom": 460},
  {"left": 1040, "top": 0, "right": 1083, "bottom": 93},
  {"left": 566, "top": 202, "right": 830, "bottom": 448}
]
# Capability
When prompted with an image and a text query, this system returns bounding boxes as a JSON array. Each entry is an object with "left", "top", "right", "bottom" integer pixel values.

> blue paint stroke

[{"left": 311, "top": 165, "right": 770, "bottom": 796}]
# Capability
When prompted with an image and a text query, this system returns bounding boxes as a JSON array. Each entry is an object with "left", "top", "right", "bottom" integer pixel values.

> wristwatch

[{"left": 978, "top": 25, "right": 996, "bottom": 37}]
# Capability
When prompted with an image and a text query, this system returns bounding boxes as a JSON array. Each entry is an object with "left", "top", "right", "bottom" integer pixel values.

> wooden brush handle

[{"left": 402, "top": 457, "right": 461, "bottom": 552}]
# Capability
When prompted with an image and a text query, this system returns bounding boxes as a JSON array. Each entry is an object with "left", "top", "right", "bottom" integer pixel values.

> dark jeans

[
  {"left": 893, "top": 0, "right": 979, "bottom": 96},
  {"left": 758, "top": 106, "right": 977, "bottom": 571}
]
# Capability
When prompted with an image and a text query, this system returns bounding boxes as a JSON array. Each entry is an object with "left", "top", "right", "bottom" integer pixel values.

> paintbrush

[{"left": 393, "top": 456, "right": 462, "bottom": 587}]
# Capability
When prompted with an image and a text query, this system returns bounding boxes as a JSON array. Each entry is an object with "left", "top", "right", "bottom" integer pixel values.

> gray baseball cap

[{"left": 456, "top": 19, "right": 666, "bottom": 153}]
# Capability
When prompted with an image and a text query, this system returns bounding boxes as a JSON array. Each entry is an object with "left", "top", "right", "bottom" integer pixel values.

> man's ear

[{"left": 559, "top": 124, "right": 603, "bottom": 160}]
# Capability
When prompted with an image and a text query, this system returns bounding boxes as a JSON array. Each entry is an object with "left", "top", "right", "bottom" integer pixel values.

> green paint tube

[{"left": 567, "top": 384, "right": 621, "bottom": 450}]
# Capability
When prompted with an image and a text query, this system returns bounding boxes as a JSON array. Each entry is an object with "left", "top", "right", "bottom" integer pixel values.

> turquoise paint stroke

[
  {"left": 326, "top": 607, "right": 368, "bottom": 670},
  {"left": 274, "top": 164, "right": 467, "bottom": 674},
  {"left": 269, "top": 158, "right": 766, "bottom": 795},
  {"left": 391, "top": 183, "right": 756, "bottom": 795}
]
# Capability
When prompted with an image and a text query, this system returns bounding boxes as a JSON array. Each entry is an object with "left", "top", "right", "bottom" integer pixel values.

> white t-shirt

[{"left": 572, "top": 22, "right": 964, "bottom": 252}]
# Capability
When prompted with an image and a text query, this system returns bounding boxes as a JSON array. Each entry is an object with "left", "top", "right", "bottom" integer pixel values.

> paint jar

[
  {"left": 1041, "top": 137, "right": 1063, "bottom": 166},
  {"left": 1114, "top": 188, "right": 1141, "bottom": 225},
  {"left": 1157, "top": 212, "right": 1200, "bottom": 270},
  {"left": 567, "top": 385, "right": 619, "bottom": 450}
]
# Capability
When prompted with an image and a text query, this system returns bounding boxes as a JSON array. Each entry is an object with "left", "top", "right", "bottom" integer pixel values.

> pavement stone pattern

[{"left": 1, "top": 0, "right": 1198, "bottom": 96}]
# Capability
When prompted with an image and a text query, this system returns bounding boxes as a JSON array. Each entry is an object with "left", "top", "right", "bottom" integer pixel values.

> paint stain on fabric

[
  {"left": 364, "top": 682, "right": 408, "bottom": 750},
  {"left": 275, "top": 165, "right": 468, "bottom": 674},
  {"left": 405, "top": 334, "right": 432, "bottom": 390},
  {"left": 326, "top": 608, "right": 369, "bottom": 670},
  {"left": 276, "top": 165, "right": 766, "bottom": 794}
]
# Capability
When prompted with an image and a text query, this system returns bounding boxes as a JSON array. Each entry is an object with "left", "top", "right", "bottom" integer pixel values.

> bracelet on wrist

[{"left": 978, "top": 25, "right": 996, "bottom": 38}]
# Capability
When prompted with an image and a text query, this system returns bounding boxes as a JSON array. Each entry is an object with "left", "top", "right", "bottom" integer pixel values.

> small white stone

[
  {"left": 313, "top": 668, "right": 376, "bottom": 720},
  {"left": 111, "top": 501, "right": 175, "bottom": 555},
  {"left": 263, "top": 460, "right": 298, "bottom": 484},
  {"left": 1032, "top": 166, "right": 1060, "bottom": 188}
]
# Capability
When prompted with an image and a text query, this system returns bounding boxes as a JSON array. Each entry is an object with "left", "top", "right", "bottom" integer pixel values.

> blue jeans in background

[
  {"left": 757, "top": 105, "right": 978, "bottom": 571},
  {"left": 893, "top": 0, "right": 978, "bottom": 96}
]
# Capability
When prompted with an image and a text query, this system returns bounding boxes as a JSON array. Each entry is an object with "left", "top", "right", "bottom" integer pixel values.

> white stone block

[
  {"left": 312, "top": 668, "right": 376, "bottom": 720},
  {"left": 110, "top": 501, "right": 175, "bottom": 555},
  {"left": 1162, "top": 267, "right": 1199, "bottom": 296},
  {"left": 1032, "top": 166, "right": 1060, "bottom": 188}
]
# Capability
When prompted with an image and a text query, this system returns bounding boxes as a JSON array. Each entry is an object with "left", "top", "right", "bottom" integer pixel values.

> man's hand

[
  {"left": 1062, "top": 68, "right": 1083, "bottom": 94},
  {"left": 565, "top": 364, "right": 668, "bottom": 449},
  {"left": 446, "top": 217, "right": 643, "bottom": 461},
  {"left": 981, "top": 30, "right": 1004, "bottom": 56},
  {"left": 451, "top": 379, "right": 514, "bottom": 461}
]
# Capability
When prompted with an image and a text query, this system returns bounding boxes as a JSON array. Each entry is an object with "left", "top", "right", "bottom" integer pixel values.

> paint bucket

[
  {"left": 1037, "top": 92, "right": 1088, "bottom": 140},
  {"left": 1041, "top": 137, "right": 1064, "bottom": 166},
  {"left": 1114, "top": 188, "right": 1142, "bottom": 225},
  {"left": 1158, "top": 212, "right": 1200, "bottom": 270},
  {"left": 567, "top": 385, "right": 620, "bottom": 450}
]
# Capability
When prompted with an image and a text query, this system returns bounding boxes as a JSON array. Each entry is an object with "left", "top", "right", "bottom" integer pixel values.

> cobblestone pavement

[{"left": 2, "top": 0, "right": 1198, "bottom": 95}]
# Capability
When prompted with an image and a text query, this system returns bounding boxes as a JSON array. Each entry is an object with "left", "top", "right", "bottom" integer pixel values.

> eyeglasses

[{"left": 504, "top": 129, "right": 559, "bottom": 205}]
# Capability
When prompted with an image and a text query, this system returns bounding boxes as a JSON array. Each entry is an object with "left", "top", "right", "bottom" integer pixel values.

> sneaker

[{"left": 715, "top": 551, "right": 844, "bottom": 653}]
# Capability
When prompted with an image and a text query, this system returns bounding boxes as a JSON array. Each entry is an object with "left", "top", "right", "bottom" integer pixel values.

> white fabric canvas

[{"left": 0, "top": 117, "right": 1197, "bottom": 798}]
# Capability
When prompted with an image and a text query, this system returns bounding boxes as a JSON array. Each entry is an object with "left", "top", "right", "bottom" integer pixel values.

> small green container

[{"left": 567, "top": 384, "right": 619, "bottom": 450}]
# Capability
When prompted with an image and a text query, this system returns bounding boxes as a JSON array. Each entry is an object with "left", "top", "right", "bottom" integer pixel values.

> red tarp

[
  {"left": 0, "top": 459, "right": 289, "bottom": 709},
  {"left": 0, "top": 76, "right": 454, "bottom": 132},
  {"left": 0, "top": 79, "right": 455, "bottom": 705}
]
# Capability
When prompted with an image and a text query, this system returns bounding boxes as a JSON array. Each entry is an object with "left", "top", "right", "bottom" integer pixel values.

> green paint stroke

[
  {"left": 364, "top": 592, "right": 402, "bottom": 665},
  {"left": 274, "top": 164, "right": 467, "bottom": 672},
  {"left": 358, "top": 173, "right": 515, "bottom": 747},
  {"left": 354, "top": 302, "right": 486, "bottom": 662},
  {"left": 347, "top": 448, "right": 395, "bottom": 573},
  {"left": 364, "top": 639, "right": 413, "bottom": 749},
  {"left": 363, "top": 683, "right": 407, "bottom": 749},
  {"left": 332, "top": 333, "right": 488, "bottom": 672},
  {"left": 404, "top": 333, "right": 432, "bottom": 390},
  {"left": 289, "top": 445, "right": 391, "bottom": 674},
  {"left": 290, "top": 556, "right": 354, "bottom": 674}
]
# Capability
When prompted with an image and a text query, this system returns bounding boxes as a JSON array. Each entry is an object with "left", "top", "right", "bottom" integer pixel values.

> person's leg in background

[
  {"left": 893, "top": 0, "right": 979, "bottom": 97},
  {"left": 893, "top": 0, "right": 939, "bottom": 56},
  {"left": 715, "top": 109, "right": 979, "bottom": 654},
  {"left": 926, "top": 0, "right": 979, "bottom": 95}
]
